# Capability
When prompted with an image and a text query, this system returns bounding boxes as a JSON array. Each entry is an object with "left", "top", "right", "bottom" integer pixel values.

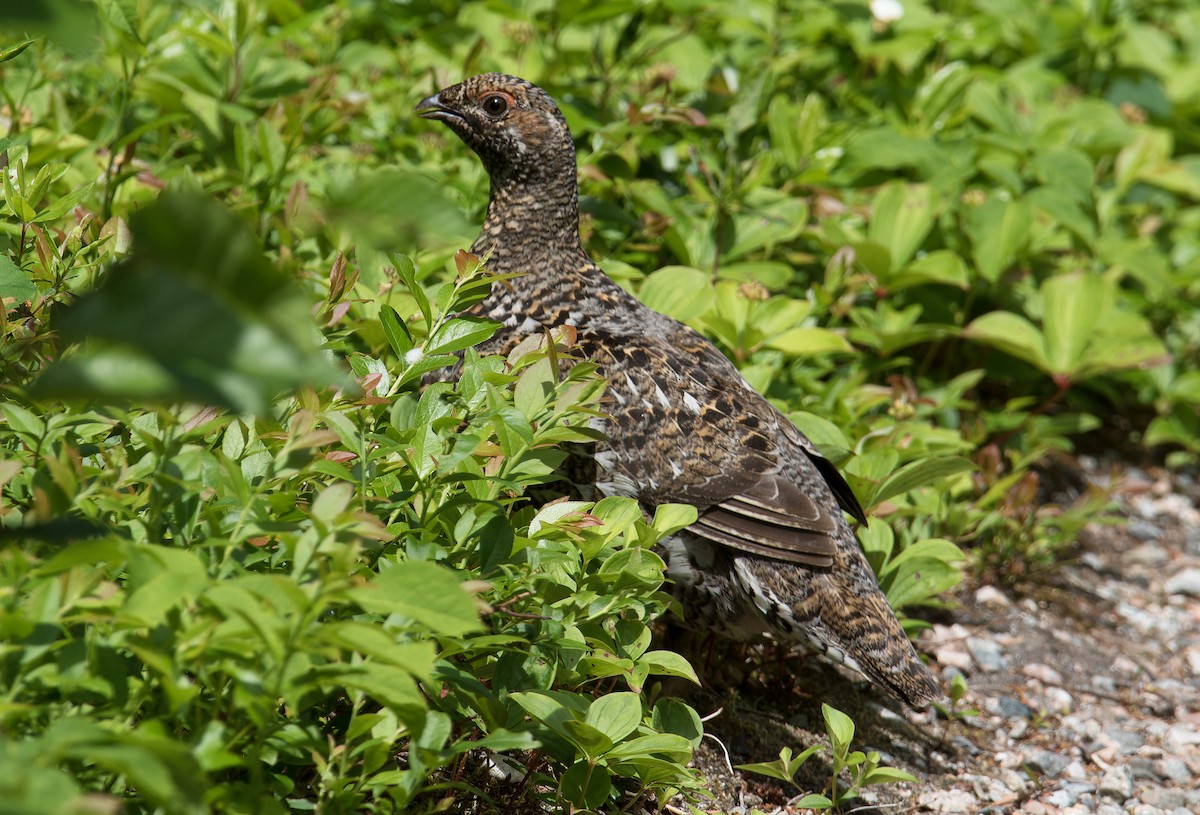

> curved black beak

[{"left": 415, "top": 93, "right": 462, "bottom": 123}]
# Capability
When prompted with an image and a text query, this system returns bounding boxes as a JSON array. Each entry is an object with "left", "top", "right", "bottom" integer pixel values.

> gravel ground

[{"left": 684, "top": 460, "right": 1200, "bottom": 814}]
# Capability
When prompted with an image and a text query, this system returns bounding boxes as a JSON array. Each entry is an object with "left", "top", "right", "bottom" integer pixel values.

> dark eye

[{"left": 481, "top": 93, "right": 510, "bottom": 118}]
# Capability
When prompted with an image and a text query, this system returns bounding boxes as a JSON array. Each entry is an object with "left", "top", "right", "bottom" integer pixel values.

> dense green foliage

[{"left": 2, "top": 0, "right": 1198, "bottom": 812}]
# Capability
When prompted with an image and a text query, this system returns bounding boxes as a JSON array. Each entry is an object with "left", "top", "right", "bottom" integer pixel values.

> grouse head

[{"left": 416, "top": 73, "right": 575, "bottom": 185}]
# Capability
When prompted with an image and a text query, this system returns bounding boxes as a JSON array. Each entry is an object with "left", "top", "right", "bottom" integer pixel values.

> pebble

[
  {"left": 1063, "top": 759, "right": 1088, "bottom": 780},
  {"left": 1126, "top": 519, "right": 1163, "bottom": 541},
  {"left": 974, "top": 585, "right": 1011, "bottom": 607},
  {"left": 1132, "top": 494, "right": 1158, "bottom": 518},
  {"left": 1184, "top": 645, "right": 1200, "bottom": 676},
  {"left": 1044, "top": 686, "right": 1073, "bottom": 712},
  {"left": 995, "top": 751, "right": 1025, "bottom": 769},
  {"left": 966, "top": 636, "right": 1007, "bottom": 672},
  {"left": 1112, "top": 655, "right": 1140, "bottom": 676},
  {"left": 917, "top": 788, "right": 978, "bottom": 812},
  {"left": 1045, "top": 789, "right": 1073, "bottom": 808},
  {"left": 1164, "top": 568, "right": 1200, "bottom": 597},
  {"left": 1131, "top": 755, "right": 1160, "bottom": 779},
  {"left": 1125, "top": 540, "right": 1168, "bottom": 564},
  {"left": 1095, "top": 804, "right": 1125, "bottom": 815},
  {"left": 949, "top": 735, "right": 980, "bottom": 757},
  {"left": 996, "top": 696, "right": 1034, "bottom": 720},
  {"left": 1023, "top": 663, "right": 1064, "bottom": 685},
  {"left": 1156, "top": 757, "right": 1191, "bottom": 781},
  {"left": 1131, "top": 806, "right": 1167, "bottom": 815},
  {"left": 1164, "top": 723, "right": 1200, "bottom": 752},
  {"left": 1185, "top": 527, "right": 1200, "bottom": 557},
  {"left": 1141, "top": 788, "right": 1189, "bottom": 809},
  {"left": 1027, "top": 749, "right": 1069, "bottom": 777},
  {"left": 999, "top": 768, "right": 1030, "bottom": 791},
  {"left": 1105, "top": 726, "right": 1145, "bottom": 755},
  {"left": 1118, "top": 601, "right": 1178, "bottom": 636},
  {"left": 927, "top": 623, "right": 973, "bottom": 670},
  {"left": 1099, "top": 764, "right": 1133, "bottom": 799},
  {"left": 1062, "top": 782, "right": 1096, "bottom": 803}
]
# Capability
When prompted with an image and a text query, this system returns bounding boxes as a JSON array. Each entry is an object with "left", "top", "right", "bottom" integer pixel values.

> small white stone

[
  {"left": 975, "top": 585, "right": 1011, "bottom": 607},
  {"left": 1098, "top": 764, "right": 1133, "bottom": 799},
  {"left": 916, "top": 789, "right": 977, "bottom": 813},
  {"left": 1164, "top": 723, "right": 1200, "bottom": 752},
  {"left": 1164, "top": 568, "right": 1200, "bottom": 597},
  {"left": 1044, "top": 686, "right": 1073, "bottom": 713},
  {"left": 1022, "top": 663, "right": 1064, "bottom": 685}
]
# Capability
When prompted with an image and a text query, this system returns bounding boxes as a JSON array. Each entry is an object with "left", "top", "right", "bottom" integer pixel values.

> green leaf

[
  {"left": 0, "top": 254, "right": 37, "bottom": 304},
  {"left": 426, "top": 315, "right": 500, "bottom": 356},
  {"left": 765, "top": 327, "right": 853, "bottom": 355},
  {"left": 1076, "top": 310, "right": 1170, "bottom": 378},
  {"left": 888, "top": 250, "right": 969, "bottom": 290},
  {"left": 32, "top": 193, "right": 345, "bottom": 412},
  {"left": 638, "top": 266, "right": 713, "bottom": 320},
  {"left": 967, "top": 195, "right": 1031, "bottom": 283},
  {"left": 561, "top": 720, "right": 615, "bottom": 756},
  {"left": 860, "top": 766, "right": 919, "bottom": 785},
  {"left": 0, "top": 39, "right": 34, "bottom": 64},
  {"left": 735, "top": 760, "right": 795, "bottom": 783},
  {"left": 585, "top": 692, "right": 642, "bottom": 743},
  {"left": 794, "top": 793, "right": 834, "bottom": 809},
  {"left": 869, "top": 456, "right": 976, "bottom": 507},
  {"left": 379, "top": 304, "right": 414, "bottom": 357},
  {"left": 821, "top": 704, "right": 854, "bottom": 750},
  {"left": 963, "top": 312, "right": 1048, "bottom": 372},
  {"left": 880, "top": 539, "right": 965, "bottom": 609},
  {"left": 869, "top": 182, "right": 939, "bottom": 270},
  {"left": 639, "top": 650, "right": 699, "bottom": 684},
  {"left": 326, "top": 170, "right": 471, "bottom": 249},
  {"left": 390, "top": 252, "right": 432, "bottom": 328},
  {"left": 33, "top": 537, "right": 126, "bottom": 576},
  {"left": 315, "top": 623, "right": 435, "bottom": 680},
  {"left": 603, "top": 733, "right": 694, "bottom": 761},
  {"left": 528, "top": 500, "right": 592, "bottom": 535},
  {"left": 561, "top": 759, "right": 612, "bottom": 809},
  {"left": 650, "top": 503, "right": 698, "bottom": 537},
  {"left": 509, "top": 691, "right": 575, "bottom": 737},
  {"left": 352, "top": 561, "right": 483, "bottom": 636},
  {"left": 1041, "top": 271, "right": 1108, "bottom": 376},
  {"left": 651, "top": 698, "right": 703, "bottom": 746}
]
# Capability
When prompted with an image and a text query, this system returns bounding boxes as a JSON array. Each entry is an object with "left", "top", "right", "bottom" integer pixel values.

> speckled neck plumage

[{"left": 473, "top": 147, "right": 585, "bottom": 281}]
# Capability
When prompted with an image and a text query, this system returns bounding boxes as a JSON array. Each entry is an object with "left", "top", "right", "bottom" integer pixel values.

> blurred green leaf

[
  {"left": 326, "top": 170, "right": 471, "bottom": 249},
  {"left": 638, "top": 266, "right": 713, "bottom": 320},
  {"left": 0, "top": 255, "right": 37, "bottom": 304},
  {"left": 869, "top": 182, "right": 939, "bottom": 270},
  {"left": 963, "top": 312, "right": 1048, "bottom": 371},
  {"left": 1042, "top": 271, "right": 1108, "bottom": 376}
]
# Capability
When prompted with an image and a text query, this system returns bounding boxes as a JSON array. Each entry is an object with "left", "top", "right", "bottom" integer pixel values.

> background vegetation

[{"left": 1, "top": 0, "right": 1197, "bottom": 812}]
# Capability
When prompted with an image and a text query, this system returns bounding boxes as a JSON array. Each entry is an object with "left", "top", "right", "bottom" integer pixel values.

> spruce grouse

[{"left": 417, "top": 73, "right": 941, "bottom": 706}]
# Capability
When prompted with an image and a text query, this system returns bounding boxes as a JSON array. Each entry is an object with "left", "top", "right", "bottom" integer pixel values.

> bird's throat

[{"left": 473, "top": 173, "right": 585, "bottom": 279}]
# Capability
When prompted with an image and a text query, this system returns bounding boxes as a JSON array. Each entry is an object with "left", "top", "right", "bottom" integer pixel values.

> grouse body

[{"left": 417, "top": 73, "right": 940, "bottom": 707}]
